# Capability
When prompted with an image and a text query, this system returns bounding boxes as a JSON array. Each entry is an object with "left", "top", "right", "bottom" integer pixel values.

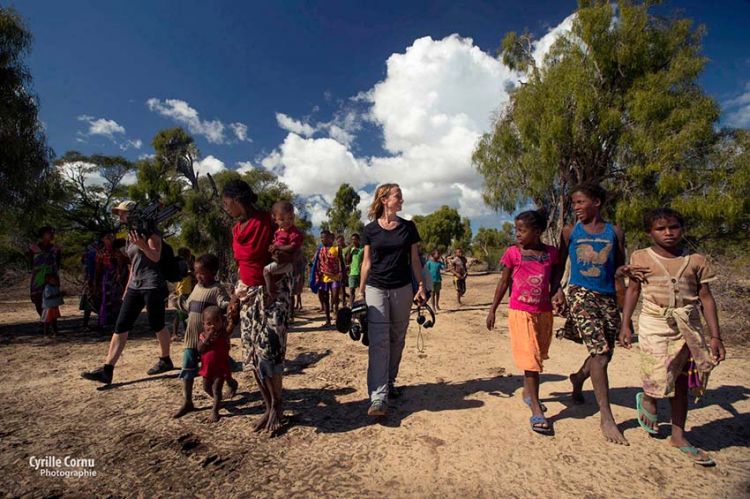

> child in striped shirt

[{"left": 173, "top": 254, "right": 238, "bottom": 419}]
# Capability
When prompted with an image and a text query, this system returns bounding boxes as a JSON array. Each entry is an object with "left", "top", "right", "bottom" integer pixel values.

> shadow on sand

[{"left": 546, "top": 384, "right": 750, "bottom": 450}]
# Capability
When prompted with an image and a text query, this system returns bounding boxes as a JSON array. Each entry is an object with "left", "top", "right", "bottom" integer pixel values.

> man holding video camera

[{"left": 82, "top": 201, "right": 173, "bottom": 384}]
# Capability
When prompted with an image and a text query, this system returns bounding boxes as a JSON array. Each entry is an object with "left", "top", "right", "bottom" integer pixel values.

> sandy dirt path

[{"left": 1, "top": 274, "right": 748, "bottom": 498}]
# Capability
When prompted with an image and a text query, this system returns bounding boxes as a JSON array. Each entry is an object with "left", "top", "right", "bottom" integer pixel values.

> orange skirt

[
  {"left": 508, "top": 309, "right": 553, "bottom": 373},
  {"left": 42, "top": 306, "right": 61, "bottom": 323}
]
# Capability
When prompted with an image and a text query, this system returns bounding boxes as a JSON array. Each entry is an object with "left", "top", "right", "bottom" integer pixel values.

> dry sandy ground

[{"left": 0, "top": 274, "right": 748, "bottom": 498}]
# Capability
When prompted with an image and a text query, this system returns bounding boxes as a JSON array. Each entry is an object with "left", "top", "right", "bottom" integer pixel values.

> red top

[
  {"left": 232, "top": 211, "right": 274, "bottom": 286},
  {"left": 273, "top": 225, "right": 304, "bottom": 249}
]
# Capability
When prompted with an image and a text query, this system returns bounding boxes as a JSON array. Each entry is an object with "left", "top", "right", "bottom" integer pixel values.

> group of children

[
  {"left": 310, "top": 231, "right": 362, "bottom": 326},
  {"left": 171, "top": 200, "right": 306, "bottom": 422},
  {"left": 309, "top": 230, "right": 471, "bottom": 326},
  {"left": 27, "top": 226, "right": 63, "bottom": 336},
  {"left": 485, "top": 183, "right": 724, "bottom": 466},
  {"left": 34, "top": 178, "right": 723, "bottom": 462}
]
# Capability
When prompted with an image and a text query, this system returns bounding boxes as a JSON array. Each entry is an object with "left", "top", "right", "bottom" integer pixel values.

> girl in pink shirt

[{"left": 486, "top": 210, "right": 564, "bottom": 435}]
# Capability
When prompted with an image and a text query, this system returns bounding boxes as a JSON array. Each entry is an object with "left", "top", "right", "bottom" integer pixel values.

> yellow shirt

[{"left": 175, "top": 275, "right": 193, "bottom": 296}]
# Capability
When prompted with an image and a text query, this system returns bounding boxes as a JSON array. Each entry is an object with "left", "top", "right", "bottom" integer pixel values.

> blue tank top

[{"left": 567, "top": 222, "right": 617, "bottom": 295}]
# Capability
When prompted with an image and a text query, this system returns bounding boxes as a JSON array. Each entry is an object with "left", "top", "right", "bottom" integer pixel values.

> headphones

[{"left": 415, "top": 303, "right": 436, "bottom": 329}]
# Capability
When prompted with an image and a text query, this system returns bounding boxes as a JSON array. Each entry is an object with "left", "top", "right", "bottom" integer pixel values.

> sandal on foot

[
  {"left": 635, "top": 392, "right": 658, "bottom": 435},
  {"left": 676, "top": 446, "right": 715, "bottom": 466},
  {"left": 523, "top": 396, "right": 547, "bottom": 413},
  {"left": 530, "top": 415, "right": 552, "bottom": 435}
]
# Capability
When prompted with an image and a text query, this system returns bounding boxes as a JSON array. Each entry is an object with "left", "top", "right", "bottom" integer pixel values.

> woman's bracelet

[{"left": 711, "top": 337, "right": 723, "bottom": 342}]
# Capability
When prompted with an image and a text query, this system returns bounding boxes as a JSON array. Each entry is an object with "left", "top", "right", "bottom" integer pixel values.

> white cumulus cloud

[
  {"left": 531, "top": 14, "right": 576, "bottom": 67},
  {"left": 146, "top": 97, "right": 248, "bottom": 144},
  {"left": 268, "top": 34, "right": 527, "bottom": 224},
  {"left": 263, "top": 133, "right": 369, "bottom": 198},
  {"left": 236, "top": 161, "right": 255, "bottom": 174},
  {"left": 193, "top": 155, "right": 227, "bottom": 176},
  {"left": 275, "top": 113, "right": 317, "bottom": 137},
  {"left": 77, "top": 116, "right": 126, "bottom": 138},
  {"left": 76, "top": 115, "right": 143, "bottom": 151},
  {"left": 265, "top": 16, "right": 573, "bottom": 229},
  {"left": 725, "top": 82, "right": 750, "bottom": 128},
  {"left": 230, "top": 122, "right": 251, "bottom": 142}
]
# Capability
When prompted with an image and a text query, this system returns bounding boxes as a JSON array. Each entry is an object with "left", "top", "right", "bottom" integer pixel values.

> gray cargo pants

[{"left": 365, "top": 283, "right": 413, "bottom": 403}]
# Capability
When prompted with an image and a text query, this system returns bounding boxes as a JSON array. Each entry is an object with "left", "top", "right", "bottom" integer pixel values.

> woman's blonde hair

[{"left": 368, "top": 183, "right": 400, "bottom": 221}]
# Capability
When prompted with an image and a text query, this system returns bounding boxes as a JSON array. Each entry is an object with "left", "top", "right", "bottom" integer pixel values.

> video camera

[
  {"left": 336, "top": 300, "right": 369, "bottom": 345},
  {"left": 336, "top": 300, "right": 437, "bottom": 347},
  {"left": 121, "top": 201, "right": 181, "bottom": 237}
]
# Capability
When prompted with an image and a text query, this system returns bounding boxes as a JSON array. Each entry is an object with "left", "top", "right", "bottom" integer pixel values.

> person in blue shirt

[
  {"left": 553, "top": 182, "right": 647, "bottom": 446},
  {"left": 424, "top": 250, "right": 445, "bottom": 310}
]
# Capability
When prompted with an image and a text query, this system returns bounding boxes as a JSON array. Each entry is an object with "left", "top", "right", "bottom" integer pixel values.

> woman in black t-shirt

[{"left": 357, "top": 183, "right": 426, "bottom": 417}]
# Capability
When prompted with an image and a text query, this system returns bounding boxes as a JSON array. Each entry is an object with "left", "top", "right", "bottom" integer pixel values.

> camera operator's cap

[{"left": 111, "top": 200, "right": 136, "bottom": 215}]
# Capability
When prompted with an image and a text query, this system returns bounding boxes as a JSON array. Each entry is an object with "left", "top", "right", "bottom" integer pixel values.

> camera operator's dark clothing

[
  {"left": 363, "top": 217, "right": 420, "bottom": 289},
  {"left": 114, "top": 287, "right": 167, "bottom": 334},
  {"left": 126, "top": 236, "right": 165, "bottom": 290},
  {"left": 113, "top": 236, "right": 167, "bottom": 334}
]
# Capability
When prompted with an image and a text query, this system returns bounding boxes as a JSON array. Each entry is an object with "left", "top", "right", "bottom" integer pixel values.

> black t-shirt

[{"left": 362, "top": 217, "right": 421, "bottom": 289}]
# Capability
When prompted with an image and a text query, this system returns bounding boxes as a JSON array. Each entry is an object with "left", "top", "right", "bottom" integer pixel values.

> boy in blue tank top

[{"left": 553, "top": 182, "right": 648, "bottom": 446}]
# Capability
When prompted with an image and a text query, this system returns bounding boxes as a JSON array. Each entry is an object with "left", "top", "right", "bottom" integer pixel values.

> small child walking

[
  {"left": 486, "top": 210, "right": 562, "bottom": 435},
  {"left": 42, "top": 274, "right": 64, "bottom": 337},
  {"left": 345, "top": 234, "right": 363, "bottom": 308},
  {"left": 425, "top": 250, "right": 445, "bottom": 310},
  {"left": 312, "top": 230, "right": 342, "bottom": 327},
  {"left": 451, "top": 248, "right": 468, "bottom": 305},
  {"left": 197, "top": 305, "right": 237, "bottom": 423},
  {"left": 264, "top": 201, "right": 304, "bottom": 300},
  {"left": 173, "top": 254, "right": 238, "bottom": 419},
  {"left": 619, "top": 208, "right": 725, "bottom": 466}
]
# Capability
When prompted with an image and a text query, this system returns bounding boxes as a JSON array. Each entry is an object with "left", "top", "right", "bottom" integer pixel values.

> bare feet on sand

[
  {"left": 569, "top": 372, "right": 585, "bottom": 404},
  {"left": 253, "top": 407, "right": 284, "bottom": 434},
  {"left": 601, "top": 418, "right": 628, "bottom": 445},
  {"left": 254, "top": 411, "right": 270, "bottom": 432},
  {"left": 265, "top": 405, "right": 283, "bottom": 433},
  {"left": 173, "top": 403, "right": 195, "bottom": 419},
  {"left": 208, "top": 410, "right": 220, "bottom": 423},
  {"left": 226, "top": 378, "right": 239, "bottom": 399}
]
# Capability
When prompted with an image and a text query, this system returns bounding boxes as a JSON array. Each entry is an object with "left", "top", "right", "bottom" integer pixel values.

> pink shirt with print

[{"left": 500, "top": 244, "right": 558, "bottom": 313}]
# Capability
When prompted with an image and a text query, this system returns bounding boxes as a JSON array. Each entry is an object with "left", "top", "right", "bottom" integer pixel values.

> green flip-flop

[
  {"left": 676, "top": 446, "right": 715, "bottom": 466},
  {"left": 635, "top": 392, "right": 658, "bottom": 435}
]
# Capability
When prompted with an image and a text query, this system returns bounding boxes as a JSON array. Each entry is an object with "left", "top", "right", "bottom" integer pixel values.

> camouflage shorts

[{"left": 558, "top": 285, "right": 620, "bottom": 356}]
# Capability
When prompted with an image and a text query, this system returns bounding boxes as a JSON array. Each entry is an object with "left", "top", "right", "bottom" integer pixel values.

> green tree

[
  {"left": 174, "top": 161, "right": 303, "bottom": 281},
  {"left": 322, "top": 183, "right": 364, "bottom": 236},
  {"left": 53, "top": 151, "right": 134, "bottom": 235},
  {"left": 677, "top": 128, "right": 750, "bottom": 249},
  {"left": 473, "top": 222, "right": 515, "bottom": 269},
  {"left": 474, "top": 0, "right": 736, "bottom": 242},
  {"left": 412, "top": 205, "right": 469, "bottom": 253},
  {"left": 128, "top": 128, "right": 195, "bottom": 206},
  {"left": 0, "top": 7, "right": 54, "bottom": 238}
]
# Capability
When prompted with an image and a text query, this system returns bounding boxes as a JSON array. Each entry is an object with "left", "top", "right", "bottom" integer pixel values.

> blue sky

[{"left": 12, "top": 0, "right": 750, "bottom": 230}]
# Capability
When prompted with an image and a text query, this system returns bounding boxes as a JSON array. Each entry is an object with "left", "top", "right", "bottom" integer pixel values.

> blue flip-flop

[
  {"left": 530, "top": 415, "right": 553, "bottom": 435},
  {"left": 635, "top": 392, "right": 658, "bottom": 435},
  {"left": 523, "top": 396, "right": 547, "bottom": 413}
]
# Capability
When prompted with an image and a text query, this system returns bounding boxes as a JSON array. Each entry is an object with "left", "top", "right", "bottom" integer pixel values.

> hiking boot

[
  {"left": 367, "top": 400, "right": 388, "bottom": 417},
  {"left": 146, "top": 357, "right": 174, "bottom": 375},
  {"left": 81, "top": 365, "right": 112, "bottom": 385}
]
